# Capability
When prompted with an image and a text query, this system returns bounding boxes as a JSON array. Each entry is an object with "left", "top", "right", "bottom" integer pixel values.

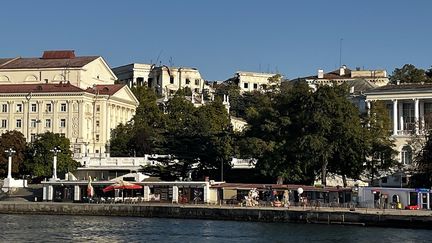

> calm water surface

[{"left": 0, "top": 214, "right": 431, "bottom": 242}]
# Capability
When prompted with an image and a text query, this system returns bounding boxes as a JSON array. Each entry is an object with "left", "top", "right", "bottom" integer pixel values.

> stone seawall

[{"left": 0, "top": 202, "right": 432, "bottom": 229}]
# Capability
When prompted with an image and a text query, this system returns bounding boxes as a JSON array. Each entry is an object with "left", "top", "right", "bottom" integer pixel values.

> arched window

[
  {"left": 25, "top": 75, "right": 38, "bottom": 81},
  {"left": 53, "top": 74, "right": 65, "bottom": 81},
  {"left": 0, "top": 75, "right": 10, "bottom": 82},
  {"left": 401, "top": 145, "right": 412, "bottom": 165}
]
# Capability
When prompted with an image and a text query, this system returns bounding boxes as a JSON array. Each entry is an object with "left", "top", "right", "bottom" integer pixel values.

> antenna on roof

[
  {"left": 155, "top": 50, "right": 163, "bottom": 66},
  {"left": 339, "top": 38, "right": 343, "bottom": 67},
  {"left": 169, "top": 56, "right": 174, "bottom": 67}
]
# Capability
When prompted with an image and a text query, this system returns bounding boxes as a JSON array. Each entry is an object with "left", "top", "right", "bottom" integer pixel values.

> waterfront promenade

[{"left": 0, "top": 201, "right": 431, "bottom": 229}]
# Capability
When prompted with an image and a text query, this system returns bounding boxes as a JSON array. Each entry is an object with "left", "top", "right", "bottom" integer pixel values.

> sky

[{"left": 1, "top": 0, "right": 432, "bottom": 81}]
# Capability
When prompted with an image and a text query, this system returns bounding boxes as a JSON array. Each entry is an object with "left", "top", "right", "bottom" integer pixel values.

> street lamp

[
  {"left": 50, "top": 147, "right": 61, "bottom": 180},
  {"left": 5, "top": 148, "right": 16, "bottom": 179}
]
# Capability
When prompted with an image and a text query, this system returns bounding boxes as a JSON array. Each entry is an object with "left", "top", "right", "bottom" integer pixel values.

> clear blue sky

[{"left": 1, "top": 0, "right": 432, "bottom": 81}]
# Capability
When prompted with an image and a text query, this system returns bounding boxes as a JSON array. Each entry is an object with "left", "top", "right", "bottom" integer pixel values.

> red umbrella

[{"left": 103, "top": 180, "right": 142, "bottom": 193}]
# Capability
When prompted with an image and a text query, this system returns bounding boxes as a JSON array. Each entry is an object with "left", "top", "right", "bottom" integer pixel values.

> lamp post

[
  {"left": 50, "top": 147, "right": 61, "bottom": 180},
  {"left": 5, "top": 148, "right": 16, "bottom": 179}
]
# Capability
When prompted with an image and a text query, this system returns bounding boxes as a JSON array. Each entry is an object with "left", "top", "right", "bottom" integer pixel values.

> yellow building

[{"left": 0, "top": 51, "right": 139, "bottom": 155}]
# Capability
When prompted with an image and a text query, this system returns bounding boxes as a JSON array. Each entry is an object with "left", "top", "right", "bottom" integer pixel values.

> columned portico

[
  {"left": 393, "top": 99, "right": 398, "bottom": 136},
  {"left": 414, "top": 98, "right": 420, "bottom": 134}
]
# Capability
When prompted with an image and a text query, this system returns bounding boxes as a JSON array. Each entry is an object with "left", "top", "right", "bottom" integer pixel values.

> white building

[
  {"left": 363, "top": 83, "right": 432, "bottom": 186},
  {"left": 112, "top": 63, "right": 213, "bottom": 96},
  {"left": 0, "top": 50, "right": 140, "bottom": 156},
  {"left": 0, "top": 83, "right": 138, "bottom": 155},
  {"left": 228, "top": 71, "right": 281, "bottom": 93},
  {"left": 299, "top": 66, "right": 389, "bottom": 89}
]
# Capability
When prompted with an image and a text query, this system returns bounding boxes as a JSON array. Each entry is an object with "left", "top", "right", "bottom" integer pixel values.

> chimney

[
  {"left": 318, "top": 69, "right": 324, "bottom": 79},
  {"left": 339, "top": 65, "right": 346, "bottom": 76}
]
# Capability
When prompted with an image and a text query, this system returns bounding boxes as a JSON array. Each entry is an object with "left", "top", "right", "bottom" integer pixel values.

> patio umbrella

[{"left": 102, "top": 180, "right": 142, "bottom": 193}]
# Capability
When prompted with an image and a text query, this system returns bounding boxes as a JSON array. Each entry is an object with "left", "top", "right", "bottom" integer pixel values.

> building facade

[
  {"left": 112, "top": 63, "right": 212, "bottom": 96},
  {"left": 363, "top": 84, "right": 432, "bottom": 186},
  {"left": 228, "top": 71, "right": 281, "bottom": 93},
  {"left": 0, "top": 83, "right": 138, "bottom": 155},
  {"left": 0, "top": 50, "right": 139, "bottom": 156},
  {"left": 299, "top": 65, "right": 389, "bottom": 89}
]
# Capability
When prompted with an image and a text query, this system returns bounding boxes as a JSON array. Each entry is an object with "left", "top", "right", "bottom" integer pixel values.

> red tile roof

[
  {"left": 42, "top": 50, "right": 76, "bottom": 59},
  {"left": 86, "top": 84, "right": 125, "bottom": 95},
  {"left": 211, "top": 183, "right": 349, "bottom": 192},
  {"left": 0, "top": 56, "right": 99, "bottom": 69}
]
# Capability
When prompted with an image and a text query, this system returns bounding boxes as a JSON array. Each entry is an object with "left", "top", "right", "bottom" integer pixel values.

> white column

[
  {"left": 414, "top": 98, "right": 420, "bottom": 134},
  {"left": 52, "top": 101, "right": 58, "bottom": 133},
  {"left": 7, "top": 101, "right": 14, "bottom": 131},
  {"left": 399, "top": 101, "right": 404, "bottom": 132},
  {"left": 47, "top": 185, "right": 53, "bottom": 201},
  {"left": 172, "top": 186, "right": 178, "bottom": 203},
  {"left": 143, "top": 186, "right": 150, "bottom": 201},
  {"left": 74, "top": 185, "right": 81, "bottom": 201},
  {"left": 67, "top": 100, "right": 73, "bottom": 138},
  {"left": 78, "top": 100, "right": 84, "bottom": 139},
  {"left": 393, "top": 99, "right": 398, "bottom": 136},
  {"left": 203, "top": 183, "right": 210, "bottom": 203}
]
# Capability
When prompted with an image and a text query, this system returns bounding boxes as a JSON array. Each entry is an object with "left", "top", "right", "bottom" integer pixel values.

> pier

[{"left": 0, "top": 202, "right": 431, "bottom": 229}]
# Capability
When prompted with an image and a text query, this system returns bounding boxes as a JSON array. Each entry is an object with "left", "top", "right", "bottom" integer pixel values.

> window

[
  {"left": 16, "top": 104, "right": 22, "bottom": 113},
  {"left": 195, "top": 79, "right": 200, "bottom": 85},
  {"left": 46, "top": 103, "right": 52, "bottom": 113},
  {"left": 31, "top": 103, "right": 37, "bottom": 112},
  {"left": 401, "top": 145, "right": 412, "bottom": 165},
  {"left": 30, "top": 134, "right": 36, "bottom": 142},
  {"left": 96, "top": 134, "right": 100, "bottom": 142},
  {"left": 253, "top": 83, "right": 258, "bottom": 89},
  {"left": 45, "top": 119, "right": 51, "bottom": 128},
  {"left": 2, "top": 104, "right": 7, "bottom": 113},
  {"left": 244, "top": 83, "right": 249, "bottom": 89},
  {"left": 96, "top": 105, "right": 100, "bottom": 112},
  {"left": 186, "top": 78, "right": 190, "bottom": 84},
  {"left": 60, "top": 119, "right": 66, "bottom": 128},
  {"left": 170, "top": 76, "right": 174, "bottom": 84},
  {"left": 402, "top": 103, "right": 414, "bottom": 131},
  {"left": 1, "top": 119, "right": 7, "bottom": 128},
  {"left": 16, "top": 119, "right": 22, "bottom": 128},
  {"left": 96, "top": 120, "right": 100, "bottom": 127},
  {"left": 31, "top": 119, "right": 37, "bottom": 128},
  {"left": 60, "top": 103, "right": 67, "bottom": 112}
]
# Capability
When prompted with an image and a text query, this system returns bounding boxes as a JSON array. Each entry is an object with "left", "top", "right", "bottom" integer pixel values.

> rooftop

[{"left": 0, "top": 50, "right": 99, "bottom": 69}]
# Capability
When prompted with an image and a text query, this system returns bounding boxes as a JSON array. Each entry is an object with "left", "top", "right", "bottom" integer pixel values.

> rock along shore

[{"left": 1, "top": 202, "right": 432, "bottom": 229}]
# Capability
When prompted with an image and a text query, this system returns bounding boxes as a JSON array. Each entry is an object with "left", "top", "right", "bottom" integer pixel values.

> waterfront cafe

[
  {"left": 211, "top": 183, "right": 353, "bottom": 206},
  {"left": 357, "top": 187, "right": 432, "bottom": 210},
  {"left": 41, "top": 174, "right": 222, "bottom": 204}
]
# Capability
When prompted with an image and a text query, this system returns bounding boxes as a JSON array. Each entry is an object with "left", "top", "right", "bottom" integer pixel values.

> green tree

[
  {"left": 412, "top": 131, "right": 432, "bottom": 187},
  {"left": 24, "top": 132, "right": 80, "bottom": 178},
  {"left": 110, "top": 86, "right": 165, "bottom": 157},
  {"left": 390, "top": 64, "right": 430, "bottom": 84},
  {"left": 0, "top": 131, "right": 27, "bottom": 177},
  {"left": 362, "top": 101, "right": 398, "bottom": 182}
]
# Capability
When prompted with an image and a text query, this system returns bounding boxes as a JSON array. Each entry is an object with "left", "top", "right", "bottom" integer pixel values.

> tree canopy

[{"left": 390, "top": 64, "right": 431, "bottom": 84}]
